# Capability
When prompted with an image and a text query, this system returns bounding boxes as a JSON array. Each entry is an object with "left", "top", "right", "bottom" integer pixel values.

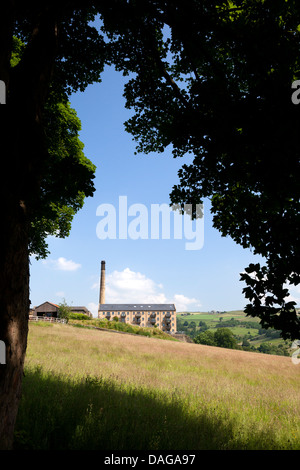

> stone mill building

[{"left": 98, "top": 261, "right": 177, "bottom": 333}]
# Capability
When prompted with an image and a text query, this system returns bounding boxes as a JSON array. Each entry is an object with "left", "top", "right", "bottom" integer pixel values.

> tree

[
  {"left": 101, "top": 0, "right": 300, "bottom": 340},
  {"left": 9, "top": 36, "right": 96, "bottom": 260},
  {"left": 242, "top": 337, "right": 250, "bottom": 348},
  {"left": 214, "top": 328, "right": 238, "bottom": 350},
  {"left": 194, "top": 330, "right": 216, "bottom": 346},
  {"left": 1, "top": 0, "right": 300, "bottom": 449},
  {"left": 198, "top": 321, "right": 208, "bottom": 331},
  {"left": 58, "top": 299, "right": 72, "bottom": 322},
  {"left": 0, "top": 3, "right": 105, "bottom": 448}
]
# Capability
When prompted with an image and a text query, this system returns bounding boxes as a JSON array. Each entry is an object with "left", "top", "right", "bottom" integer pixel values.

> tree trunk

[
  {"left": 0, "top": 1, "right": 29, "bottom": 450},
  {"left": 0, "top": 3, "right": 59, "bottom": 448},
  {"left": 0, "top": 201, "right": 29, "bottom": 450}
]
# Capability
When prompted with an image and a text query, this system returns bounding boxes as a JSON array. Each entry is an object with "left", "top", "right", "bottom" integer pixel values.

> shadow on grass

[{"left": 14, "top": 366, "right": 285, "bottom": 450}]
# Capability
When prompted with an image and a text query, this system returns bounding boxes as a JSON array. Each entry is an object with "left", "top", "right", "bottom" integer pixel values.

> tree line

[
  {"left": 177, "top": 318, "right": 290, "bottom": 356},
  {"left": 193, "top": 327, "right": 290, "bottom": 356}
]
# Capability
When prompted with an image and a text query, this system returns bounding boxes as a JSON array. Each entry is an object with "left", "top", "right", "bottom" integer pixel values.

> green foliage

[
  {"left": 9, "top": 2, "right": 300, "bottom": 336},
  {"left": 194, "top": 328, "right": 238, "bottom": 350},
  {"left": 68, "top": 318, "right": 177, "bottom": 341},
  {"left": 58, "top": 300, "right": 72, "bottom": 321},
  {"left": 242, "top": 337, "right": 251, "bottom": 348},
  {"left": 58, "top": 302, "right": 91, "bottom": 322},
  {"left": 214, "top": 328, "right": 239, "bottom": 350},
  {"left": 193, "top": 324, "right": 290, "bottom": 356},
  {"left": 10, "top": 35, "right": 97, "bottom": 259},
  {"left": 10, "top": 37, "right": 25, "bottom": 68},
  {"left": 182, "top": 312, "right": 290, "bottom": 355},
  {"left": 198, "top": 321, "right": 208, "bottom": 332},
  {"left": 28, "top": 96, "right": 96, "bottom": 259},
  {"left": 194, "top": 330, "right": 216, "bottom": 347},
  {"left": 68, "top": 313, "right": 90, "bottom": 321},
  {"left": 15, "top": 6, "right": 106, "bottom": 102},
  {"left": 215, "top": 319, "right": 260, "bottom": 329},
  {"left": 101, "top": 0, "right": 300, "bottom": 340},
  {"left": 257, "top": 342, "right": 289, "bottom": 357}
]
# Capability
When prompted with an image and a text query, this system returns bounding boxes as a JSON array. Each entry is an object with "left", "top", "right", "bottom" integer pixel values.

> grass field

[
  {"left": 178, "top": 310, "right": 260, "bottom": 325},
  {"left": 14, "top": 322, "right": 300, "bottom": 450}
]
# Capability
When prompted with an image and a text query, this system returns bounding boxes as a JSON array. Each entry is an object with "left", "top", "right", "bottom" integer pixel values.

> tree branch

[{"left": 143, "top": 26, "right": 190, "bottom": 109}]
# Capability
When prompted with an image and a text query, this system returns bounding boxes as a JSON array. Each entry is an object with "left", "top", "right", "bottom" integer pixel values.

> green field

[
  {"left": 14, "top": 322, "right": 300, "bottom": 450},
  {"left": 177, "top": 310, "right": 291, "bottom": 353},
  {"left": 178, "top": 310, "right": 259, "bottom": 323}
]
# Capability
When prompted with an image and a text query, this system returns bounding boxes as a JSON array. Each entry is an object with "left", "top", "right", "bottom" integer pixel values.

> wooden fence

[{"left": 29, "top": 315, "right": 67, "bottom": 324}]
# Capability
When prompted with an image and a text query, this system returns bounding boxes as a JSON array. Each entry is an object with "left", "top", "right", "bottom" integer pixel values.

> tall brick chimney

[{"left": 99, "top": 260, "right": 105, "bottom": 305}]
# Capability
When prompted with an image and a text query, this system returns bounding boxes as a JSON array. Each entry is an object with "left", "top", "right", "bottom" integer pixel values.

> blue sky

[{"left": 29, "top": 65, "right": 299, "bottom": 316}]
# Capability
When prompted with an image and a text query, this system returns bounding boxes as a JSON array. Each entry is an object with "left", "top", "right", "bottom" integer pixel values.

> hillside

[
  {"left": 14, "top": 322, "right": 300, "bottom": 450},
  {"left": 67, "top": 317, "right": 179, "bottom": 342},
  {"left": 177, "top": 310, "right": 293, "bottom": 354}
]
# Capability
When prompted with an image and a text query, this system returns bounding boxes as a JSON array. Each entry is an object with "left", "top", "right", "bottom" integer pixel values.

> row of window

[
  {"left": 99, "top": 311, "right": 176, "bottom": 330},
  {"left": 102, "top": 315, "right": 174, "bottom": 324},
  {"left": 101, "top": 311, "right": 173, "bottom": 315}
]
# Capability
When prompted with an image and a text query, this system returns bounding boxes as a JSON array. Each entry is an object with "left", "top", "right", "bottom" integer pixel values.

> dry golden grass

[
  {"left": 20, "top": 322, "right": 300, "bottom": 449},
  {"left": 26, "top": 322, "right": 298, "bottom": 381}
]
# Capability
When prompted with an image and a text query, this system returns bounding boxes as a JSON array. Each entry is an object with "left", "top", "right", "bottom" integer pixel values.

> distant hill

[{"left": 176, "top": 310, "right": 292, "bottom": 356}]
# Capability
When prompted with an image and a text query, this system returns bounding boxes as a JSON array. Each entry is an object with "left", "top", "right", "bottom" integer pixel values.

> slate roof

[
  {"left": 35, "top": 301, "right": 59, "bottom": 309},
  {"left": 99, "top": 304, "right": 176, "bottom": 311}
]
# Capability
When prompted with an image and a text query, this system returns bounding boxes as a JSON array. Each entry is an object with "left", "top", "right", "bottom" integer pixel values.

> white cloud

[
  {"left": 87, "top": 302, "right": 99, "bottom": 316},
  {"left": 42, "top": 257, "right": 81, "bottom": 271},
  {"left": 284, "top": 284, "right": 300, "bottom": 306},
  {"left": 105, "top": 267, "right": 166, "bottom": 303},
  {"left": 93, "top": 267, "right": 200, "bottom": 311},
  {"left": 55, "top": 291, "right": 65, "bottom": 298},
  {"left": 173, "top": 294, "right": 201, "bottom": 312}
]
